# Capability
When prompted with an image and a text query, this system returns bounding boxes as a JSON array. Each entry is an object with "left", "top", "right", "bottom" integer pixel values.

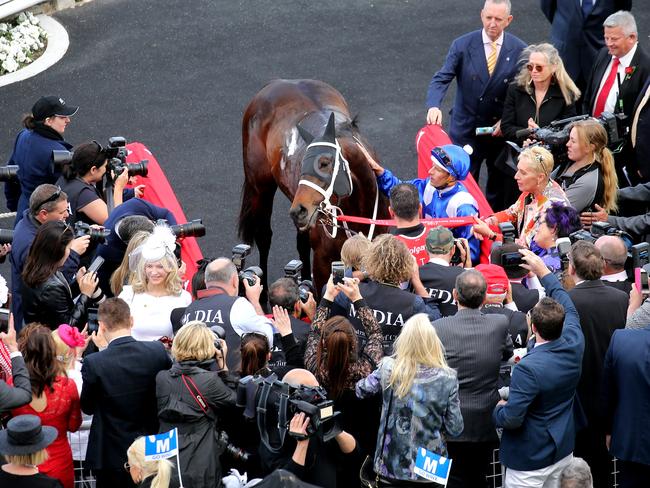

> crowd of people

[{"left": 1, "top": 1, "right": 650, "bottom": 488}]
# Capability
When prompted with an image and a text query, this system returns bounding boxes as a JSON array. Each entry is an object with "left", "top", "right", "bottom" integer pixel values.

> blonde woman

[
  {"left": 553, "top": 119, "right": 619, "bottom": 214},
  {"left": 118, "top": 226, "right": 191, "bottom": 341},
  {"left": 126, "top": 437, "right": 178, "bottom": 488},
  {"left": 502, "top": 43, "right": 581, "bottom": 145},
  {"left": 156, "top": 321, "right": 235, "bottom": 488},
  {"left": 109, "top": 230, "right": 150, "bottom": 296},
  {"left": 483, "top": 146, "right": 570, "bottom": 248},
  {"left": 356, "top": 314, "right": 463, "bottom": 484}
]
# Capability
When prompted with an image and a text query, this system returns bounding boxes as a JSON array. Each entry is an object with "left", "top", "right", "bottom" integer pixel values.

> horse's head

[{"left": 289, "top": 112, "right": 353, "bottom": 231}]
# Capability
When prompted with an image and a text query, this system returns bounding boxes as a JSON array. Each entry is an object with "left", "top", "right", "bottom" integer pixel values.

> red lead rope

[{"left": 335, "top": 215, "right": 478, "bottom": 229}]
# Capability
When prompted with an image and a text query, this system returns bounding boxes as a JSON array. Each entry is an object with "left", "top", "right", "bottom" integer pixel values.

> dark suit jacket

[
  {"left": 540, "top": 0, "right": 632, "bottom": 84},
  {"left": 632, "top": 78, "right": 650, "bottom": 180},
  {"left": 608, "top": 182, "right": 650, "bottom": 242},
  {"left": 432, "top": 308, "right": 511, "bottom": 442},
  {"left": 0, "top": 355, "right": 32, "bottom": 412},
  {"left": 603, "top": 278, "right": 632, "bottom": 296},
  {"left": 426, "top": 29, "right": 526, "bottom": 146},
  {"left": 81, "top": 336, "right": 172, "bottom": 471},
  {"left": 602, "top": 326, "right": 650, "bottom": 465},
  {"left": 583, "top": 44, "right": 650, "bottom": 123},
  {"left": 494, "top": 273, "right": 584, "bottom": 471},
  {"left": 511, "top": 282, "right": 540, "bottom": 314},
  {"left": 569, "top": 280, "right": 627, "bottom": 429}
]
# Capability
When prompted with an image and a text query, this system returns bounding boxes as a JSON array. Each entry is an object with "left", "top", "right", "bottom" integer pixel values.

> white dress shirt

[{"left": 482, "top": 30, "right": 504, "bottom": 64}]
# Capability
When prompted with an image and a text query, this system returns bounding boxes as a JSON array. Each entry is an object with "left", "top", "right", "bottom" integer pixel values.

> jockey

[{"left": 360, "top": 143, "right": 480, "bottom": 264}]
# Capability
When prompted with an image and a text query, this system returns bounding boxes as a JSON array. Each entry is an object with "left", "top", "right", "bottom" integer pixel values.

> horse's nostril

[{"left": 290, "top": 204, "right": 307, "bottom": 220}]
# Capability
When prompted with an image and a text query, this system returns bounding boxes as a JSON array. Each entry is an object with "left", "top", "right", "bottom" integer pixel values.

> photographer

[
  {"left": 417, "top": 226, "right": 471, "bottom": 317},
  {"left": 180, "top": 258, "right": 274, "bottom": 371},
  {"left": 96, "top": 198, "right": 176, "bottom": 296},
  {"left": 595, "top": 235, "right": 632, "bottom": 294},
  {"left": 580, "top": 181, "right": 650, "bottom": 243},
  {"left": 156, "top": 321, "right": 236, "bottom": 488},
  {"left": 260, "top": 369, "right": 360, "bottom": 488},
  {"left": 5, "top": 96, "right": 77, "bottom": 226},
  {"left": 11, "top": 184, "right": 90, "bottom": 330},
  {"left": 57, "top": 141, "right": 141, "bottom": 226},
  {"left": 552, "top": 119, "right": 619, "bottom": 214},
  {"left": 21, "top": 221, "right": 102, "bottom": 331}
]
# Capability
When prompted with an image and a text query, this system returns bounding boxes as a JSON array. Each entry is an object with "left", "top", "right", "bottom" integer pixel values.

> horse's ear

[
  {"left": 297, "top": 124, "right": 314, "bottom": 144},
  {"left": 323, "top": 112, "right": 336, "bottom": 143}
]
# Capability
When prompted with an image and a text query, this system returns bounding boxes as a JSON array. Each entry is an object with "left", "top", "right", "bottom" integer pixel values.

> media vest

[
  {"left": 418, "top": 262, "right": 463, "bottom": 317},
  {"left": 181, "top": 287, "right": 242, "bottom": 371},
  {"left": 345, "top": 280, "right": 419, "bottom": 355}
]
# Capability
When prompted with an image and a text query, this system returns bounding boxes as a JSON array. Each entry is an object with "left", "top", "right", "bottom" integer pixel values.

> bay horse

[{"left": 238, "top": 79, "right": 390, "bottom": 298}]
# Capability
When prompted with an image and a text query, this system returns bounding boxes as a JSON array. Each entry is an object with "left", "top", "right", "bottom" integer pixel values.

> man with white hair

[
  {"left": 583, "top": 10, "right": 650, "bottom": 185},
  {"left": 595, "top": 235, "right": 632, "bottom": 294}
]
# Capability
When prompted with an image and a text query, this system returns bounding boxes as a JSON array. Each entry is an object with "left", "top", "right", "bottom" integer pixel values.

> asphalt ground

[{"left": 1, "top": 0, "right": 649, "bottom": 285}]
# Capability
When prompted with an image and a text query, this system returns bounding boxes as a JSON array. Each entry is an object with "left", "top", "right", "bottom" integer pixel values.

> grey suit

[
  {"left": 432, "top": 308, "right": 512, "bottom": 488},
  {"left": 0, "top": 354, "right": 32, "bottom": 412}
]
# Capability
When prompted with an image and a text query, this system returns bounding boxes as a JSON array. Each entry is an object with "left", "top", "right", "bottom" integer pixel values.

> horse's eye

[{"left": 317, "top": 154, "right": 331, "bottom": 169}]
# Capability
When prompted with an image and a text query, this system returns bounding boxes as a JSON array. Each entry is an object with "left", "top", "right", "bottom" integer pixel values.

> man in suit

[
  {"left": 595, "top": 235, "right": 633, "bottom": 294},
  {"left": 81, "top": 298, "right": 172, "bottom": 488},
  {"left": 567, "top": 241, "right": 628, "bottom": 488},
  {"left": 494, "top": 248, "right": 584, "bottom": 487},
  {"left": 540, "top": 0, "right": 632, "bottom": 91},
  {"left": 432, "top": 269, "right": 512, "bottom": 487},
  {"left": 582, "top": 10, "right": 650, "bottom": 186},
  {"left": 602, "top": 324, "right": 650, "bottom": 486},
  {"left": 630, "top": 77, "right": 650, "bottom": 181},
  {"left": 425, "top": 0, "right": 526, "bottom": 211}
]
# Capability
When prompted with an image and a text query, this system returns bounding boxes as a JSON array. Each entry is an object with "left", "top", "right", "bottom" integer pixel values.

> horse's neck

[{"left": 340, "top": 142, "right": 389, "bottom": 218}]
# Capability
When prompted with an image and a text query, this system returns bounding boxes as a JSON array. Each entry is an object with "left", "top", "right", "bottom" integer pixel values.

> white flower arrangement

[{"left": 0, "top": 12, "right": 47, "bottom": 75}]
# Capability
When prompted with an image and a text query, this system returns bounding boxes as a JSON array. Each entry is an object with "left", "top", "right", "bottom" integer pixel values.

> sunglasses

[
  {"left": 526, "top": 63, "right": 546, "bottom": 73},
  {"left": 34, "top": 186, "right": 62, "bottom": 211}
]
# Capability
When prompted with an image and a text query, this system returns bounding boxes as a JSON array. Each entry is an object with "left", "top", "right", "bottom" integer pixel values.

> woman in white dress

[{"left": 119, "top": 225, "right": 191, "bottom": 342}]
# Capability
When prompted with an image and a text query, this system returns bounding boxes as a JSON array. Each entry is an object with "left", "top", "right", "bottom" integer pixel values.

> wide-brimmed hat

[
  {"left": 32, "top": 96, "right": 79, "bottom": 121},
  {"left": 0, "top": 415, "right": 57, "bottom": 455}
]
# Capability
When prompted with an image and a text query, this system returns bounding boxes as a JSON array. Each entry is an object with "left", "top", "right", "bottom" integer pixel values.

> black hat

[
  {"left": 32, "top": 96, "right": 79, "bottom": 121},
  {"left": 0, "top": 415, "right": 57, "bottom": 456}
]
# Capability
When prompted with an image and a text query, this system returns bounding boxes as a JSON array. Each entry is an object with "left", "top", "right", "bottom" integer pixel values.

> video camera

[
  {"left": 237, "top": 374, "right": 341, "bottom": 452},
  {"left": 284, "top": 259, "right": 314, "bottom": 303},
  {"left": 231, "top": 244, "right": 263, "bottom": 288},
  {"left": 0, "top": 165, "right": 18, "bottom": 182},
  {"left": 515, "top": 112, "right": 628, "bottom": 167},
  {"left": 74, "top": 222, "right": 110, "bottom": 244}
]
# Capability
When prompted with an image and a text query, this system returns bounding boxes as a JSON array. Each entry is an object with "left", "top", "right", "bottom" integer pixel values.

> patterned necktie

[
  {"left": 631, "top": 84, "right": 650, "bottom": 147},
  {"left": 594, "top": 57, "right": 620, "bottom": 117},
  {"left": 487, "top": 41, "right": 497, "bottom": 76},
  {"left": 582, "top": 0, "right": 593, "bottom": 18}
]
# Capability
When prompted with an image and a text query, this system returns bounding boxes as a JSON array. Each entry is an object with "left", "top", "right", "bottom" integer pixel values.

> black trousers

[
  {"left": 617, "top": 460, "right": 650, "bottom": 488},
  {"left": 446, "top": 440, "right": 496, "bottom": 488},
  {"left": 574, "top": 427, "right": 614, "bottom": 488},
  {"left": 94, "top": 468, "right": 137, "bottom": 488}
]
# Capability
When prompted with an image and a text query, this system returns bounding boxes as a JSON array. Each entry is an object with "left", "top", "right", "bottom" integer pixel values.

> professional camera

[
  {"left": 51, "top": 150, "right": 73, "bottom": 170},
  {"left": 0, "top": 165, "right": 18, "bottom": 182},
  {"left": 74, "top": 222, "right": 110, "bottom": 244},
  {"left": 499, "top": 222, "right": 517, "bottom": 244},
  {"left": 569, "top": 222, "right": 633, "bottom": 247},
  {"left": 0, "top": 229, "right": 13, "bottom": 245},
  {"left": 556, "top": 237, "right": 572, "bottom": 272},
  {"left": 230, "top": 244, "right": 263, "bottom": 289},
  {"left": 237, "top": 374, "right": 342, "bottom": 452},
  {"left": 240, "top": 266, "right": 263, "bottom": 288},
  {"left": 104, "top": 136, "right": 149, "bottom": 178},
  {"left": 170, "top": 219, "right": 206, "bottom": 239},
  {"left": 283, "top": 259, "right": 314, "bottom": 303},
  {"left": 631, "top": 243, "right": 650, "bottom": 269},
  {"left": 215, "top": 430, "right": 250, "bottom": 462},
  {"left": 232, "top": 244, "right": 251, "bottom": 272}
]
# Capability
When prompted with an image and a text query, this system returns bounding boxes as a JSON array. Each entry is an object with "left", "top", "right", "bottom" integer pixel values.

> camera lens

[
  {"left": 170, "top": 219, "right": 206, "bottom": 239},
  {"left": 0, "top": 165, "right": 18, "bottom": 182}
]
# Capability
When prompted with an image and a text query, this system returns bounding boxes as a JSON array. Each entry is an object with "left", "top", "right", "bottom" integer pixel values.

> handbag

[{"left": 360, "top": 390, "right": 394, "bottom": 488}]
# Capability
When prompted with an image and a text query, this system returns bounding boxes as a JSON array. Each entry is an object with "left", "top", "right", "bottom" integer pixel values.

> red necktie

[{"left": 594, "top": 57, "right": 620, "bottom": 117}]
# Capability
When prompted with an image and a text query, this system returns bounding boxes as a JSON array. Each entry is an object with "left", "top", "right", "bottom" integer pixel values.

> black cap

[{"left": 32, "top": 96, "right": 79, "bottom": 121}]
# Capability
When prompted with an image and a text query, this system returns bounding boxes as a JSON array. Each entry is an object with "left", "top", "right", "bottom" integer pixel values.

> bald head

[
  {"left": 595, "top": 236, "right": 627, "bottom": 272},
  {"left": 282, "top": 368, "right": 319, "bottom": 387},
  {"left": 204, "top": 258, "right": 237, "bottom": 285}
]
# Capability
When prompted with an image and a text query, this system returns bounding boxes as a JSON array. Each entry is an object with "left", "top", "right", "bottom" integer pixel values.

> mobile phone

[
  {"left": 501, "top": 251, "right": 523, "bottom": 267},
  {"left": 635, "top": 268, "right": 650, "bottom": 295},
  {"left": 87, "top": 307, "right": 99, "bottom": 334},
  {"left": 0, "top": 308, "right": 9, "bottom": 334},
  {"left": 87, "top": 256, "right": 105, "bottom": 275},
  {"left": 331, "top": 261, "right": 345, "bottom": 285}
]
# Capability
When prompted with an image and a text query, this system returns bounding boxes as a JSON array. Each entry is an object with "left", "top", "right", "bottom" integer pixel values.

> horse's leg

[{"left": 297, "top": 231, "right": 312, "bottom": 282}]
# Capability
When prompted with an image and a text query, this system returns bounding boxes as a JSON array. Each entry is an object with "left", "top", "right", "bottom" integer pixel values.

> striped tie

[{"left": 487, "top": 41, "right": 497, "bottom": 76}]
